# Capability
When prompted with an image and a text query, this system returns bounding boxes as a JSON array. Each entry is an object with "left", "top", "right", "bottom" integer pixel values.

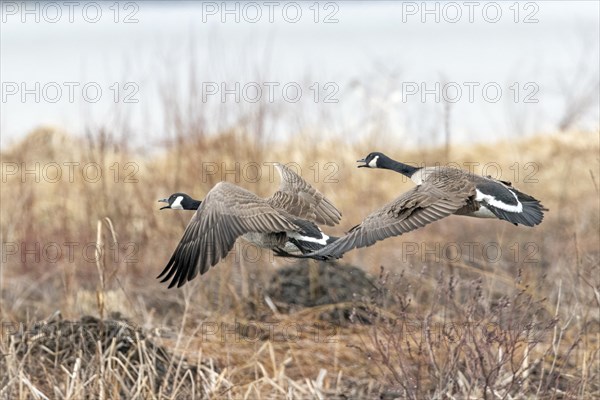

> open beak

[
  {"left": 158, "top": 198, "right": 170, "bottom": 210},
  {"left": 357, "top": 158, "right": 368, "bottom": 168}
]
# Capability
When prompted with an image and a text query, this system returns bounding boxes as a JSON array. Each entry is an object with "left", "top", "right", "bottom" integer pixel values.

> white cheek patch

[
  {"left": 170, "top": 196, "right": 184, "bottom": 210},
  {"left": 368, "top": 155, "right": 379, "bottom": 168},
  {"left": 476, "top": 189, "right": 523, "bottom": 213}
]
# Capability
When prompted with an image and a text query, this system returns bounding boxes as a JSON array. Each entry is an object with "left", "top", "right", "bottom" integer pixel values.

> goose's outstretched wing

[
  {"left": 267, "top": 163, "right": 341, "bottom": 226},
  {"left": 304, "top": 172, "right": 476, "bottom": 259},
  {"left": 158, "top": 182, "right": 298, "bottom": 288}
]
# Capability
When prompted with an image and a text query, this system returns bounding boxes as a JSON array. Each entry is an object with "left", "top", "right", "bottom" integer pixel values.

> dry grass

[{"left": 1, "top": 126, "right": 599, "bottom": 399}]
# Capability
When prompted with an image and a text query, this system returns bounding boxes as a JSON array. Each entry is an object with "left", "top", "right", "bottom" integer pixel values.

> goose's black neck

[
  {"left": 379, "top": 156, "right": 419, "bottom": 178},
  {"left": 187, "top": 199, "right": 202, "bottom": 210}
]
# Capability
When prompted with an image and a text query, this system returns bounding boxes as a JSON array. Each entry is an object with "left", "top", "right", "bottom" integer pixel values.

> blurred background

[
  {"left": 1, "top": 1, "right": 599, "bottom": 398},
  {"left": 2, "top": 1, "right": 599, "bottom": 149}
]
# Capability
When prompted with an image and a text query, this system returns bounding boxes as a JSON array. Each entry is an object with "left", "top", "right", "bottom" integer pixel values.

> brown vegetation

[{"left": 1, "top": 126, "right": 598, "bottom": 398}]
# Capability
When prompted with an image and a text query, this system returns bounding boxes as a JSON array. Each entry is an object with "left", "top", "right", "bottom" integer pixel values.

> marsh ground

[{"left": 1, "top": 128, "right": 598, "bottom": 399}]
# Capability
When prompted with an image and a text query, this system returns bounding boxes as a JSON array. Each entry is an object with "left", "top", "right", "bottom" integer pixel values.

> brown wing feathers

[
  {"left": 159, "top": 170, "right": 341, "bottom": 287},
  {"left": 158, "top": 182, "right": 299, "bottom": 288},
  {"left": 267, "top": 163, "right": 341, "bottom": 226},
  {"left": 305, "top": 172, "right": 475, "bottom": 260}
]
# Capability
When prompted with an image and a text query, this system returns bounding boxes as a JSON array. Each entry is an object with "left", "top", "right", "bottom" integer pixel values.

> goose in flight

[
  {"left": 298, "top": 152, "right": 547, "bottom": 260},
  {"left": 157, "top": 163, "right": 341, "bottom": 288}
]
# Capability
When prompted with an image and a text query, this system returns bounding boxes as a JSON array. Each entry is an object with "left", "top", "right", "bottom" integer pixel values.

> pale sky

[{"left": 1, "top": 1, "right": 599, "bottom": 150}]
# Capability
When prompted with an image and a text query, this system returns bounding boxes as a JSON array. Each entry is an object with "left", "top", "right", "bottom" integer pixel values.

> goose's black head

[
  {"left": 158, "top": 193, "right": 201, "bottom": 210},
  {"left": 357, "top": 152, "right": 419, "bottom": 177},
  {"left": 357, "top": 152, "right": 388, "bottom": 168}
]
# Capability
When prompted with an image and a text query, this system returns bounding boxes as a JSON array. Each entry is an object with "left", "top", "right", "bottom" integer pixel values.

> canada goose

[
  {"left": 157, "top": 163, "right": 341, "bottom": 288},
  {"left": 299, "top": 152, "right": 547, "bottom": 260}
]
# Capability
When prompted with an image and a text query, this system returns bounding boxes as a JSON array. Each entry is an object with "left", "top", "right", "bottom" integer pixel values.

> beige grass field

[{"left": 1, "top": 127, "right": 598, "bottom": 399}]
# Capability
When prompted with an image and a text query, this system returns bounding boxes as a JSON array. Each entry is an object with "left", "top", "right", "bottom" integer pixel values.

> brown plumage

[
  {"left": 267, "top": 163, "right": 341, "bottom": 226},
  {"left": 158, "top": 163, "right": 341, "bottom": 288},
  {"left": 305, "top": 168, "right": 476, "bottom": 259},
  {"left": 300, "top": 152, "right": 546, "bottom": 260}
]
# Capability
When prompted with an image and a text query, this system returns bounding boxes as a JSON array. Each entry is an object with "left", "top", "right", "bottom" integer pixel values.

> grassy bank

[{"left": 1, "top": 127, "right": 598, "bottom": 398}]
